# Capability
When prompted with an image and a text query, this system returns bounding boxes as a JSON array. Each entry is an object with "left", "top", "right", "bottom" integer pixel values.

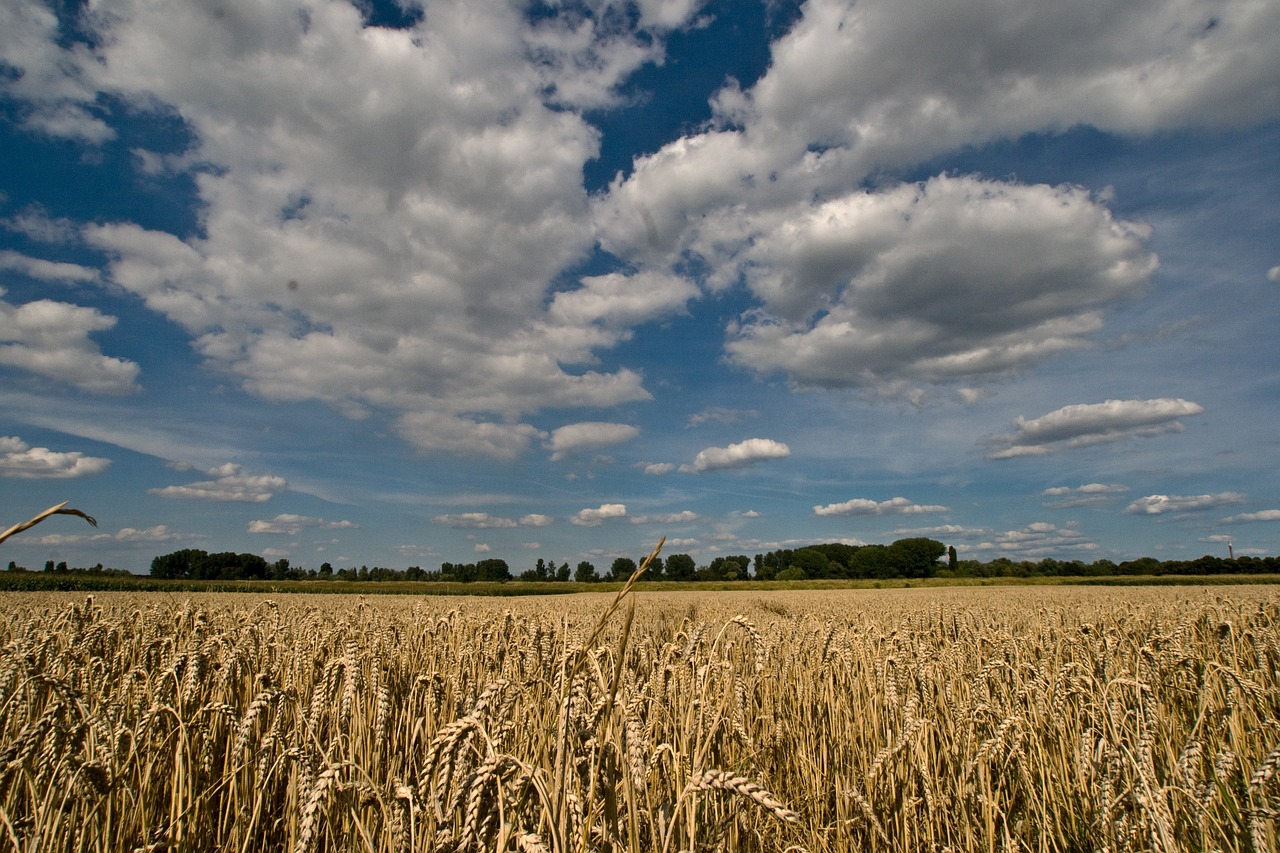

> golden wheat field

[{"left": 2, "top": 580, "right": 1279, "bottom": 853}]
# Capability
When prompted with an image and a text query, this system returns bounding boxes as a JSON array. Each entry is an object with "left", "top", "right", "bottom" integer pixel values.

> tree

[
  {"left": 665, "top": 553, "right": 696, "bottom": 581},
  {"left": 475, "top": 558, "right": 511, "bottom": 582},
  {"left": 888, "top": 537, "right": 946, "bottom": 578},
  {"left": 701, "top": 555, "right": 749, "bottom": 580},
  {"left": 270, "top": 558, "right": 291, "bottom": 580},
  {"left": 151, "top": 548, "right": 209, "bottom": 579},
  {"left": 948, "top": 546, "right": 958, "bottom": 572},
  {"left": 556, "top": 561, "right": 571, "bottom": 582},
  {"left": 609, "top": 556, "right": 637, "bottom": 581},
  {"left": 574, "top": 561, "right": 597, "bottom": 582},
  {"left": 791, "top": 548, "right": 832, "bottom": 578},
  {"left": 848, "top": 544, "right": 894, "bottom": 578}
]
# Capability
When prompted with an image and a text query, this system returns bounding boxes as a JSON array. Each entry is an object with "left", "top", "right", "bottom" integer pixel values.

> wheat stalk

[{"left": 0, "top": 501, "right": 97, "bottom": 544}]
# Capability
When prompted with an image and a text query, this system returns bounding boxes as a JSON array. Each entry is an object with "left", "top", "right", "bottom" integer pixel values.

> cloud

[
  {"left": 1223, "top": 510, "right": 1280, "bottom": 523},
  {"left": 813, "top": 496, "right": 949, "bottom": 517},
  {"left": 473, "top": 543, "right": 491, "bottom": 554},
  {"left": 28, "top": 523, "right": 185, "bottom": 546},
  {"left": 893, "top": 524, "right": 986, "bottom": 538},
  {"left": 520, "top": 514, "right": 555, "bottom": 528},
  {"left": 598, "top": 0, "right": 1280, "bottom": 265},
  {"left": 19, "top": 0, "right": 684, "bottom": 460},
  {"left": 639, "top": 462, "right": 674, "bottom": 475},
  {"left": 0, "top": 290, "right": 140, "bottom": 394},
  {"left": 593, "top": 0, "right": 1280, "bottom": 394},
  {"left": 1042, "top": 483, "right": 1130, "bottom": 508},
  {"left": 150, "top": 463, "right": 286, "bottom": 502},
  {"left": 113, "top": 524, "right": 183, "bottom": 543},
  {"left": 432, "top": 512, "right": 519, "bottom": 529},
  {"left": 1, "top": 206, "right": 78, "bottom": 243},
  {"left": 0, "top": 251, "right": 98, "bottom": 283},
  {"left": 680, "top": 438, "right": 791, "bottom": 472},
  {"left": 571, "top": 503, "right": 628, "bottom": 526},
  {"left": 1268, "top": 266, "right": 1280, "bottom": 283},
  {"left": 249, "top": 514, "right": 357, "bottom": 535},
  {"left": 395, "top": 413, "right": 546, "bottom": 461},
  {"left": 972, "top": 522, "right": 1098, "bottom": 559},
  {"left": 631, "top": 510, "right": 698, "bottom": 525},
  {"left": 686, "top": 407, "right": 759, "bottom": 427},
  {"left": 546, "top": 422, "right": 639, "bottom": 460},
  {"left": 1124, "top": 493, "right": 1247, "bottom": 515},
  {"left": 547, "top": 271, "right": 697, "bottom": 329},
  {"left": 987, "top": 399, "right": 1205, "bottom": 459},
  {"left": 0, "top": 435, "right": 111, "bottom": 479},
  {"left": 720, "top": 177, "right": 1156, "bottom": 390}
]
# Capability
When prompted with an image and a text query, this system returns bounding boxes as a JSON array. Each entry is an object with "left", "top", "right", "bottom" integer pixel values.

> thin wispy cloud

[
  {"left": 972, "top": 522, "right": 1098, "bottom": 560},
  {"left": 432, "top": 513, "right": 519, "bottom": 529},
  {"left": 814, "top": 497, "right": 949, "bottom": 517},
  {"left": 149, "top": 464, "right": 287, "bottom": 503},
  {"left": 1223, "top": 510, "right": 1280, "bottom": 524},
  {"left": 248, "top": 514, "right": 357, "bottom": 535},
  {"left": 1042, "top": 483, "right": 1130, "bottom": 508},
  {"left": 1125, "top": 493, "right": 1247, "bottom": 516},
  {"left": 986, "top": 399, "right": 1204, "bottom": 459}
]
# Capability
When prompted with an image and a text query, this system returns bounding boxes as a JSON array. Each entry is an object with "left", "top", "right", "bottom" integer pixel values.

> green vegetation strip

[{"left": 2, "top": 572, "right": 1280, "bottom": 594}]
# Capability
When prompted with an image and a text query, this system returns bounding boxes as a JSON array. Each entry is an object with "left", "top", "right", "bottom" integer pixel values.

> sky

[{"left": 1, "top": 0, "right": 1278, "bottom": 574}]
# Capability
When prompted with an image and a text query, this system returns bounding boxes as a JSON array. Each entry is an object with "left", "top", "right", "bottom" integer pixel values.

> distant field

[
  {"left": 3, "top": 571, "right": 1280, "bottom": 593},
  {"left": 2, "top": 585, "right": 1278, "bottom": 851}
]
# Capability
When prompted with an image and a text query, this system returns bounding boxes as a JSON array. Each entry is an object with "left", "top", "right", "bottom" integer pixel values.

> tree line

[
  {"left": 6, "top": 538, "right": 1271, "bottom": 583},
  {"left": 142, "top": 538, "right": 951, "bottom": 582}
]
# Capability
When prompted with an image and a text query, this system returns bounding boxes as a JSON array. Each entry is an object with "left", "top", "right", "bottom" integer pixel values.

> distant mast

[{"left": 1228, "top": 540, "right": 1234, "bottom": 559}]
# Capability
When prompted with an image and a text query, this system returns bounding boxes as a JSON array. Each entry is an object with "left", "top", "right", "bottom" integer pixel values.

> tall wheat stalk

[{"left": 0, "top": 501, "right": 97, "bottom": 544}]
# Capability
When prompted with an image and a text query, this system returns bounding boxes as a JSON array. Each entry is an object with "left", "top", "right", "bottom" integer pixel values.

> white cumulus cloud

[
  {"left": 571, "top": 503, "right": 628, "bottom": 526},
  {"left": 722, "top": 177, "right": 1156, "bottom": 389},
  {"left": 6, "top": 0, "right": 695, "bottom": 458},
  {"left": 0, "top": 290, "right": 140, "bottom": 395},
  {"left": 150, "top": 463, "right": 286, "bottom": 502},
  {"left": 546, "top": 422, "right": 640, "bottom": 461},
  {"left": 0, "top": 435, "right": 111, "bottom": 479},
  {"left": 680, "top": 438, "right": 791, "bottom": 473}
]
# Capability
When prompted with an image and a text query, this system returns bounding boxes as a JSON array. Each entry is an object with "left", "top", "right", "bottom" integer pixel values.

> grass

[{"left": 1, "top": 581, "right": 1278, "bottom": 850}]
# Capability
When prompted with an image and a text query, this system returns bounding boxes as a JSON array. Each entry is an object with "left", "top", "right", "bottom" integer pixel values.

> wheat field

[{"left": 1, "top": 581, "right": 1278, "bottom": 852}]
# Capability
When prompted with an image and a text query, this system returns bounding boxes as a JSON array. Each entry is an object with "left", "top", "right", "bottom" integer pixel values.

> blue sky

[{"left": 2, "top": 0, "right": 1278, "bottom": 573}]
